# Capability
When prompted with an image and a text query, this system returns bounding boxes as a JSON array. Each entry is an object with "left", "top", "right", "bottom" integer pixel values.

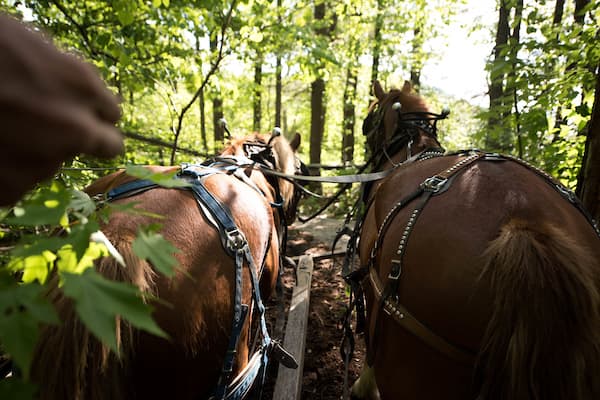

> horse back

[
  {"left": 34, "top": 170, "right": 277, "bottom": 400},
  {"left": 359, "top": 154, "right": 600, "bottom": 399}
]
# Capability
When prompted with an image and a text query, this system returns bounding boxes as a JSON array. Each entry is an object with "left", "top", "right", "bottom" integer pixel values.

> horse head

[
  {"left": 363, "top": 80, "right": 447, "bottom": 167},
  {"left": 221, "top": 130, "right": 305, "bottom": 224}
]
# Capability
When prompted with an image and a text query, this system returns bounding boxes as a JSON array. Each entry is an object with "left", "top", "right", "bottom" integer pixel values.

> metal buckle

[
  {"left": 225, "top": 228, "right": 246, "bottom": 251},
  {"left": 387, "top": 259, "right": 402, "bottom": 280},
  {"left": 421, "top": 175, "right": 448, "bottom": 193}
]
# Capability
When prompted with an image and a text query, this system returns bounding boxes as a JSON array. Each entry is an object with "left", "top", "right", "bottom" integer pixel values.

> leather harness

[
  {"left": 106, "top": 154, "right": 298, "bottom": 400},
  {"left": 341, "top": 147, "right": 600, "bottom": 367},
  {"left": 339, "top": 102, "right": 600, "bottom": 370}
]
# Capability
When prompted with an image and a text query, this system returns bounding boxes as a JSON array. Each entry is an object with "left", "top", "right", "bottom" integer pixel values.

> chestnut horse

[
  {"left": 349, "top": 81, "right": 600, "bottom": 400},
  {"left": 30, "top": 132, "right": 304, "bottom": 400}
]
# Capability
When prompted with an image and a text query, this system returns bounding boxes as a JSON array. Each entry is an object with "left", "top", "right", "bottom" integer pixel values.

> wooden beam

[{"left": 273, "top": 255, "right": 314, "bottom": 400}]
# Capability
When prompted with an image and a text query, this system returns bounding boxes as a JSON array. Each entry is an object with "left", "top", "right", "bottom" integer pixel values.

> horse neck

[{"left": 414, "top": 131, "right": 443, "bottom": 154}]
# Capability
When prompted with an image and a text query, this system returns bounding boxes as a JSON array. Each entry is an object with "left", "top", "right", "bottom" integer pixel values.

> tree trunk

[
  {"left": 487, "top": 0, "right": 511, "bottom": 151},
  {"left": 410, "top": 16, "right": 425, "bottom": 90},
  {"left": 574, "top": 0, "right": 590, "bottom": 23},
  {"left": 510, "top": 0, "right": 524, "bottom": 157},
  {"left": 276, "top": 55, "right": 282, "bottom": 129},
  {"left": 577, "top": 63, "right": 600, "bottom": 223},
  {"left": 253, "top": 56, "right": 263, "bottom": 132},
  {"left": 275, "top": 0, "right": 283, "bottom": 129},
  {"left": 342, "top": 65, "right": 357, "bottom": 164},
  {"left": 309, "top": 0, "right": 328, "bottom": 192},
  {"left": 370, "top": 0, "right": 383, "bottom": 86},
  {"left": 213, "top": 97, "right": 224, "bottom": 148},
  {"left": 551, "top": 0, "right": 566, "bottom": 140},
  {"left": 553, "top": 0, "right": 565, "bottom": 24},
  {"left": 210, "top": 34, "right": 224, "bottom": 149},
  {"left": 199, "top": 88, "right": 207, "bottom": 153},
  {"left": 310, "top": 77, "right": 325, "bottom": 169}
]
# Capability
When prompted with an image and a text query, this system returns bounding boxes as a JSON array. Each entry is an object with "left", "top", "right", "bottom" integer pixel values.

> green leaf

[
  {"left": 69, "top": 190, "right": 96, "bottom": 217},
  {"left": 125, "top": 165, "right": 191, "bottom": 188},
  {"left": 0, "top": 280, "right": 59, "bottom": 377},
  {"left": 62, "top": 269, "right": 168, "bottom": 354},
  {"left": 55, "top": 241, "right": 108, "bottom": 275},
  {"left": 4, "top": 184, "right": 71, "bottom": 226},
  {"left": 14, "top": 252, "right": 55, "bottom": 284},
  {"left": 68, "top": 220, "right": 100, "bottom": 260},
  {"left": 10, "top": 237, "right": 68, "bottom": 259},
  {"left": 115, "top": 7, "right": 134, "bottom": 26},
  {"left": 131, "top": 228, "right": 179, "bottom": 277},
  {"left": 0, "top": 378, "right": 38, "bottom": 400},
  {"left": 162, "top": 0, "right": 170, "bottom": 6},
  {"left": 152, "top": 0, "right": 161, "bottom": 6}
]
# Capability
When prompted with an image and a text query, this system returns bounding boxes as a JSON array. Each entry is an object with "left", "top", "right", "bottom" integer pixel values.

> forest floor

[{"left": 262, "top": 216, "right": 366, "bottom": 400}]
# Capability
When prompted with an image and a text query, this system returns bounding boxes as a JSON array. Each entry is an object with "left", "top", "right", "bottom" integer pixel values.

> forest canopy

[{"left": 0, "top": 0, "right": 596, "bottom": 189}]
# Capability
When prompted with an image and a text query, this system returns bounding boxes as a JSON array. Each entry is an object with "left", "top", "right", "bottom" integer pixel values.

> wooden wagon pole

[{"left": 273, "top": 255, "right": 314, "bottom": 400}]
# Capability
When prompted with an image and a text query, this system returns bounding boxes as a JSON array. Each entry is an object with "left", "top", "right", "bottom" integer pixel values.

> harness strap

[
  {"left": 366, "top": 151, "right": 484, "bottom": 365},
  {"left": 500, "top": 154, "right": 600, "bottom": 236},
  {"left": 106, "top": 179, "right": 159, "bottom": 201},
  {"left": 367, "top": 268, "right": 475, "bottom": 364},
  {"left": 105, "top": 162, "right": 293, "bottom": 400}
]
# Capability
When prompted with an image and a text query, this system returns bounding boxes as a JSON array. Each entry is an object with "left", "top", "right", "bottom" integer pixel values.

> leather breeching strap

[{"left": 364, "top": 151, "right": 484, "bottom": 366}]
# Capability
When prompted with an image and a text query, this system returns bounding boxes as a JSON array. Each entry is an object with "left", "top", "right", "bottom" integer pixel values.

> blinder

[
  {"left": 362, "top": 99, "right": 450, "bottom": 155},
  {"left": 243, "top": 141, "right": 277, "bottom": 170},
  {"left": 362, "top": 107, "right": 383, "bottom": 138}
]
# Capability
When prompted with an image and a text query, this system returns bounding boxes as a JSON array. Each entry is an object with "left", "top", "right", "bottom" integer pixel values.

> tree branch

[
  {"left": 169, "top": 0, "right": 238, "bottom": 165},
  {"left": 49, "top": 0, "right": 118, "bottom": 63}
]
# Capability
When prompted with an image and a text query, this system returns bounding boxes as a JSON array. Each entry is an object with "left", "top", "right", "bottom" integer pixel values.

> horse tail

[
  {"left": 475, "top": 218, "right": 600, "bottom": 400},
  {"left": 32, "top": 240, "right": 155, "bottom": 400}
]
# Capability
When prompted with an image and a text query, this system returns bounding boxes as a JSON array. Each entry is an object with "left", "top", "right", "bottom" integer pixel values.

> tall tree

[
  {"left": 342, "top": 64, "right": 358, "bottom": 163},
  {"left": 309, "top": 0, "right": 329, "bottom": 177},
  {"left": 370, "top": 0, "right": 384, "bottom": 86},
  {"left": 409, "top": 11, "right": 426, "bottom": 89},
  {"left": 253, "top": 55, "right": 263, "bottom": 132},
  {"left": 577, "top": 62, "right": 600, "bottom": 223},
  {"left": 275, "top": 0, "right": 283, "bottom": 129},
  {"left": 210, "top": 33, "right": 225, "bottom": 150},
  {"left": 487, "top": 0, "right": 511, "bottom": 151}
]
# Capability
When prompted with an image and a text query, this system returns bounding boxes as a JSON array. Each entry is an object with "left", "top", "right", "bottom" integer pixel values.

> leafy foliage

[
  {"left": 484, "top": 1, "right": 599, "bottom": 189},
  {"left": 0, "top": 171, "right": 181, "bottom": 396}
]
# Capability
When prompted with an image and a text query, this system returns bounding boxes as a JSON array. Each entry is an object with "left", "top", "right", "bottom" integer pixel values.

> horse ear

[
  {"left": 290, "top": 132, "right": 301, "bottom": 152},
  {"left": 402, "top": 80, "right": 412, "bottom": 93},
  {"left": 373, "top": 80, "right": 385, "bottom": 101}
]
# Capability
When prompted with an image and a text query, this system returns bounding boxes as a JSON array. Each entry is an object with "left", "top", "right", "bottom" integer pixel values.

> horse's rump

[{"left": 360, "top": 154, "right": 600, "bottom": 399}]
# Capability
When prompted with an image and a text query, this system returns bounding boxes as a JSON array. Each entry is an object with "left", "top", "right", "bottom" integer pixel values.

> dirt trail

[{"left": 263, "top": 216, "right": 366, "bottom": 400}]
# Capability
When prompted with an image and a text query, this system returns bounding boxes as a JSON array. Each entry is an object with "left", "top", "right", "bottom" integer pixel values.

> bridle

[{"left": 362, "top": 98, "right": 449, "bottom": 169}]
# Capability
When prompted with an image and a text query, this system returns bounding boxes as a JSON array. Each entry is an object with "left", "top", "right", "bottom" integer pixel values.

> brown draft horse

[
  {"left": 30, "top": 132, "right": 303, "bottom": 400},
  {"left": 350, "top": 81, "right": 600, "bottom": 400}
]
